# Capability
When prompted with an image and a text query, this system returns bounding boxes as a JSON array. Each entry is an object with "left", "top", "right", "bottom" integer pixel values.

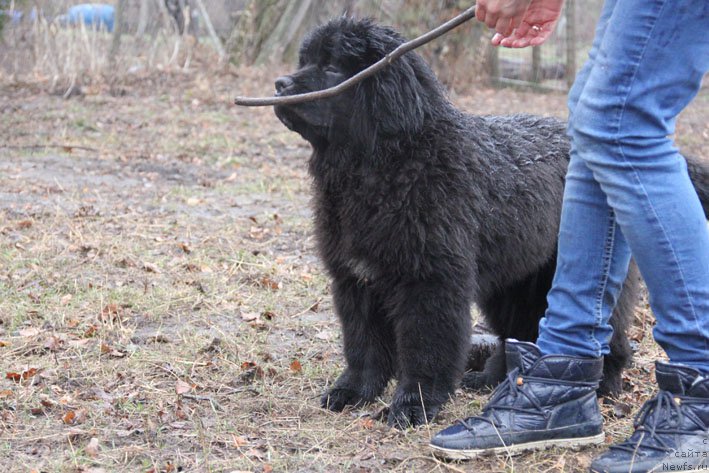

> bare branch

[{"left": 233, "top": 5, "right": 477, "bottom": 107}]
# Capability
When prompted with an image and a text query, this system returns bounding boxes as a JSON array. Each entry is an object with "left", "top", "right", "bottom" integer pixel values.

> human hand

[
  {"left": 475, "top": 0, "right": 565, "bottom": 48},
  {"left": 476, "top": 0, "right": 533, "bottom": 37},
  {"left": 488, "top": 0, "right": 565, "bottom": 48}
]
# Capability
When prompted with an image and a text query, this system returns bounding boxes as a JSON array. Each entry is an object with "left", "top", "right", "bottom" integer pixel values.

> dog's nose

[{"left": 275, "top": 76, "right": 294, "bottom": 95}]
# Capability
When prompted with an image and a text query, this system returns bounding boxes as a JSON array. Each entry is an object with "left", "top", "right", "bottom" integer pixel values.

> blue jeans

[{"left": 536, "top": 0, "right": 709, "bottom": 372}]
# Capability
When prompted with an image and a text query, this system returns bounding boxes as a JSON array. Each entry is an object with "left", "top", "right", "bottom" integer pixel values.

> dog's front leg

[
  {"left": 386, "top": 280, "right": 472, "bottom": 428},
  {"left": 321, "top": 275, "right": 395, "bottom": 412}
]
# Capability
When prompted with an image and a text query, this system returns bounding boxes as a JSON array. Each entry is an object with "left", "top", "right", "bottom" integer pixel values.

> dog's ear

[{"left": 349, "top": 53, "right": 426, "bottom": 146}]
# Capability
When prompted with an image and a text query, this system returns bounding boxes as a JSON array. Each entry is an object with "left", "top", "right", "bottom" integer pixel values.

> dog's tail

[{"left": 687, "top": 155, "right": 709, "bottom": 218}]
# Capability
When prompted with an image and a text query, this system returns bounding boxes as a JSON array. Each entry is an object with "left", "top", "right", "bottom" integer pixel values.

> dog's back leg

[
  {"left": 600, "top": 261, "right": 640, "bottom": 396},
  {"left": 466, "top": 262, "right": 555, "bottom": 390},
  {"left": 467, "top": 259, "right": 637, "bottom": 396}
]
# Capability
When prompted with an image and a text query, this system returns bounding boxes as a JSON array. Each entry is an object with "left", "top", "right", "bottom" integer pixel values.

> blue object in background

[
  {"left": 1, "top": 10, "right": 25, "bottom": 25},
  {"left": 64, "top": 4, "right": 115, "bottom": 32}
]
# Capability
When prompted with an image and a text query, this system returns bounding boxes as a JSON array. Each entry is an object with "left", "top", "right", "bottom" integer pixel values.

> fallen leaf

[
  {"left": 0, "top": 341, "right": 10, "bottom": 347},
  {"left": 289, "top": 360, "right": 302, "bottom": 373},
  {"left": 315, "top": 330, "right": 335, "bottom": 341},
  {"left": 175, "top": 380, "right": 192, "bottom": 395},
  {"left": 240, "top": 312, "right": 260, "bottom": 322},
  {"left": 85, "top": 437, "right": 100, "bottom": 457},
  {"left": 44, "top": 335, "right": 64, "bottom": 352},
  {"left": 6, "top": 367, "right": 38, "bottom": 382},
  {"left": 177, "top": 242, "right": 192, "bottom": 254},
  {"left": 19, "top": 327, "right": 41, "bottom": 337},
  {"left": 22, "top": 367, "right": 38, "bottom": 379},
  {"left": 258, "top": 276, "right": 280, "bottom": 290},
  {"left": 62, "top": 410, "right": 76, "bottom": 424},
  {"left": 232, "top": 434, "right": 248, "bottom": 447},
  {"left": 63, "top": 407, "right": 88, "bottom": 425},
  {"left": 186, "top": 197, "right": 201, "bottom": 206},
  {"left": 142, "top": 262, "right": 160, "bottom": 273},
  {"left": 6, "top": 372, "right": 22, "bottom": 382},
  {"left": 248, "top": 226, "right": 269, "bottom": 240},
  {"left": 83, "top": 324, "right": 98, "bottom": 337},
  {"left": 0, "top": 390, "right": 13, "bottom": 398},
  {"left": 239, "top": 362, "right": 264, "bottom": 382},
  {"left": 100, "top": 304, "right": 121, "bottom": 322},
  {"left": 100, "top": 343, "right": 126, "bottom": 358},
  {"left": 245, "top": 448, "right": 265, "bottom": 460},
  {"left": 16, "top": 220, "right": 33, "bottom": 229},
  {"left": 359, "top": 418, "right": 376, "bottom": 430}
]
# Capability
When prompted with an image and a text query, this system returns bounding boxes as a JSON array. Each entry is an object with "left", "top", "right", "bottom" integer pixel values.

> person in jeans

[{"left": 429, "top": 0, "right": 709, "bottom": 471}]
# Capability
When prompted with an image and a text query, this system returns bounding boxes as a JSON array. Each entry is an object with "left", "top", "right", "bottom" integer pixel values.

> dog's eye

[{"left": 323, "top": 65, "right": 340, "bottom": 74}]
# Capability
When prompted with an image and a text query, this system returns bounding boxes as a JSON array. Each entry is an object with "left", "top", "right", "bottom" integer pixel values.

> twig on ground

[
  {"left": 395, "top": 455, "right": 468, "bottom": 473},
  {"left": 182, "top": 393, "right": 225, "bottom": 411},
  {"left": 0, "top": 144, "right": 99, "bottom": 152},
  {"left": 233, "top": 5, "right": 477, "bottom": 107}
]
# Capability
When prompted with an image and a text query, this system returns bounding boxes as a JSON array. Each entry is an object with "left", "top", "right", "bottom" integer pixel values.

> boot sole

[{"left": 430, "top": 432, "right": 606, "bottom": 460}]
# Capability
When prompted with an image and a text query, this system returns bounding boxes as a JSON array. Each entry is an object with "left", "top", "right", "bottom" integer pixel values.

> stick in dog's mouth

[{"left": 233, "top": 5, "right": 477, "bottom": 108}]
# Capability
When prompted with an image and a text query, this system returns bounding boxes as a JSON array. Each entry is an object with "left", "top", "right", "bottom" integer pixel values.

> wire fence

[{"left": 489, "top": 0, "right": 599, "bottom": 91}]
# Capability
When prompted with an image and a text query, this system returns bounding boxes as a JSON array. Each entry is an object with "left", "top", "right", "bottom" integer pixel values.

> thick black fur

[{"left": 273, "top": 18, "right": 709, "bottom": 428}]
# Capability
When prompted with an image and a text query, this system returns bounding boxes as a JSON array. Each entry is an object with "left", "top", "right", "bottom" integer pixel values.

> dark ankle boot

[
  {"left": 590, "top": 361, "right": 709, "bottom": 473},
  {"left": 430, "top": 339, "right": 605, "bottom": 460}
]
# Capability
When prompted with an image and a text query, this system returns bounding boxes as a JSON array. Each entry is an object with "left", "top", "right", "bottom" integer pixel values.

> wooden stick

[{"left": 233, "top": 5, "right": 477, "bottom": 107}]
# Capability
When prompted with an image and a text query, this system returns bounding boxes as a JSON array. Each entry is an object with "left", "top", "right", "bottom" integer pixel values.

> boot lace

[
  {"left": 610, "top": 390, "right": 707, "bottom": 454},
  {"left": 458, "top": 368, "right": 593, "bottom": 431}
]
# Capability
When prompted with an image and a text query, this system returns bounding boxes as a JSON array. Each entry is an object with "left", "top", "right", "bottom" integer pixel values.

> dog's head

[{"left": 274, "top": 18, "right": 441, "bottom": 149}]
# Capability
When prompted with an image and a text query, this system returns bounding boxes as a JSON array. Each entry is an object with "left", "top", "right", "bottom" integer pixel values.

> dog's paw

[
  {"left": 321, "top": 386, "right": 367, "bottom": 412},
  {"left": 598, "top": 373, "right": 623, "bottom": 398},
  {"left": 460, "top": 370, "right": 496, "bottom": 392},
  {"left": 386, "top": 391, "right": 442, "bottom": 429}
]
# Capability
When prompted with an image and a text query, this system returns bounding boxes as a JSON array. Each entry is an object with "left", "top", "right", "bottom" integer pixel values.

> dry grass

[{"left": 0, "top": 65, "right": 707, "bottom": 473}]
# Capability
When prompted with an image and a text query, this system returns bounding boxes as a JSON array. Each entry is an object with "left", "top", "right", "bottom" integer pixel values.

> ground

[{"left": 0, "top": 67, "right": 707, "bottom": 473}]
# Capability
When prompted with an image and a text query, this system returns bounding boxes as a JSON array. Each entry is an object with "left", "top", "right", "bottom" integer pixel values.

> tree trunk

[
  {"left": 227, "top": 0, "right": 341, "bottom": 66},
  {"left": 193, "top": 0, "right": 226, "bottom": 61},
  {"left": 137, "top": 0, "right": 150, "bottom": 36},
  {"left": 108, "top": 0, "right": 127, "bottom": 68},
  {"left": 254, "top": 0, "right": 315, "bottom": 65}
]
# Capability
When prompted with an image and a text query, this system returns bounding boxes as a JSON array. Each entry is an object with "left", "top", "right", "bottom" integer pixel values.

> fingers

[
  {"left": 476, "top": 0, "right": 529, "bottom": 37},
  {"left": 476, "top": 2, "right": 487, "bottom": 23},
  {"left": 496, "top": 23, "right": 553, "bottom": 48},
  {"left": 496, "top": 18, "right": 515, "bottom": 37}
]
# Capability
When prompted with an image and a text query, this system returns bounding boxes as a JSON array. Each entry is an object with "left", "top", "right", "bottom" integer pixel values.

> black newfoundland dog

[{"left": 273, "top": 18, "right": 709, "bottom": 428}]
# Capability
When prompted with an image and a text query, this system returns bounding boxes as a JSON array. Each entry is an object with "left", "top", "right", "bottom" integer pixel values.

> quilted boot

[
  {"left": 430, "top": 339, "right": 605, "bottom": 460},
  {"left": 590, "top": 361, "right": 709, "bottom": 473}
]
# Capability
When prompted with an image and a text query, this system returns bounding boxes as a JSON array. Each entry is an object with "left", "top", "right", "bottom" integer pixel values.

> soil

[{"left": 0, "top": 66, "right": 707, "bottom": 472}]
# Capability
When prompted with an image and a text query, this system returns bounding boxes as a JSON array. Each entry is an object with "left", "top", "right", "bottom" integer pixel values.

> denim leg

[
  {"left": 537, "top": 0, "right": 630, "bottom": 358},
  {"left": 537, "top": 155, "right": 632, "bottom": 358},
  {"left": 538, "top": 0, "right": 709, "bottom": 372}
]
